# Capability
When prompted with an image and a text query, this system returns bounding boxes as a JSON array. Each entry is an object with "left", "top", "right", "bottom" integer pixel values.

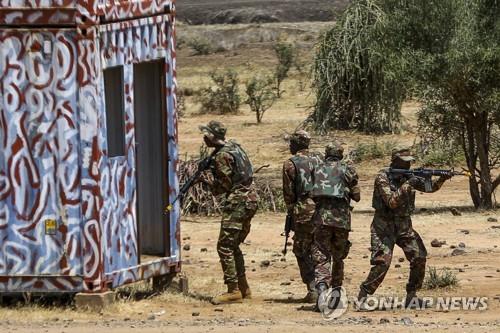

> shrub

[
  {"left": 244, "top": 75, "right": 277, "bottom": 123},
  {"left": 187, "top": 37, "right": 213, "bottom": 56},
  {"left": 424, "top": 267, "right": 459, "bottom": 290},
  {"left": 350, "top": 139, "right": 398, "bottom": 163},
  {"left": 273, "top": 41, "right": 297, "bottom": 97},
  {"left": 197, "top": 69, "right": 241, "bottom": 114}
]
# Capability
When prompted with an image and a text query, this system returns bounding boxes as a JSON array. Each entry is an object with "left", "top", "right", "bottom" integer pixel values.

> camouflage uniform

[
  {"left": 311, "top": 143, "right": 361, "bottom": 289},
  {"left": 201, "top": 122, "right": 258, "bottom": 286},
  {"left": 282, "top": 131, "right": 323, "bottom": 289},
  {"left": 360, "top": 150, "right": 448, "bottom": 295}
]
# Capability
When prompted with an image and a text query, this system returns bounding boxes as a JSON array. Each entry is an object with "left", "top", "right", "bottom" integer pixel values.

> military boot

[
  {"left": 314, "top": 283, "right": 329, "bottom": 312},
  {"left": 238, "top": 275, "right": 252, "bottom": 299},
  {"left": 211, "top": 282, "right": 243, "bottom": 305},
  {"left": 304, "top": 281, "right": 319, "bottom": 303},
  {"left": 355, "top": 288, "right": 373, "bottom": 312},
  {"left": 405, "top": 291, "right": 429, "bottom": 309}
]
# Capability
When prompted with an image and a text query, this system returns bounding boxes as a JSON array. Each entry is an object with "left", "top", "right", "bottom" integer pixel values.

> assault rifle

[
  {"left": 387, "top": 167, "right": 471, "bottom": 192},
  {"left": 282, "top": 212, "right": 294, "bottom": 255},
  {"left": 164, "top": 149, "right": 218, "bottom": 213}
]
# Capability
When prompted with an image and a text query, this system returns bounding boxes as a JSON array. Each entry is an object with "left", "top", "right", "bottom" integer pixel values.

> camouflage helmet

[
  {"left": 288, "top": 129, "right": 311, "bottom": 148},
  {"left": 391, "top": 147, "right": 415, "bottom": 162},
  {"left": 199, "top": 120, "right": 227, "bottom": 144},
  {"left": 325, "top": 141, "right": 344, "bottom": 159}
]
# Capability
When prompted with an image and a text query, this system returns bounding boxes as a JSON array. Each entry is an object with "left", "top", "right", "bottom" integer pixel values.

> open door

[{"left": 133, "top": 60, "right": 170, "bottom": 258}]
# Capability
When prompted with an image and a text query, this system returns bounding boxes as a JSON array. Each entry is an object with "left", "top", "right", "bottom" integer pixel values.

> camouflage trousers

[
  {"left": 217, "top": 198, "right": 258, "bottom": 284},
  {"left": 292, "top": 223, "right": 316, "bottom": 287},
  {"left": 312, "top": 225, "right": 351, "bottom": 288},
  {"left": 360, "top": 213, "right": 428, "bottom": 294}
]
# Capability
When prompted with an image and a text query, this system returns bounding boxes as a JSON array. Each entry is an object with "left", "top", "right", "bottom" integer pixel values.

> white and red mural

[{"left": 0, "top": 0, "right": 180, "bottom": 293}]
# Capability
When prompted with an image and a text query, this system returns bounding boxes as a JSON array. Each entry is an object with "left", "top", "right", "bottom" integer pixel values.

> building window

[{"left": 104, "top": 66, "right": 126, "bottom": 157}]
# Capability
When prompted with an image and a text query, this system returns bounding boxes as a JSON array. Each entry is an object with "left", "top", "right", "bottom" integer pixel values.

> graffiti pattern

[{"left": 0, "top": 2, "right": 179, "bottom": 293}]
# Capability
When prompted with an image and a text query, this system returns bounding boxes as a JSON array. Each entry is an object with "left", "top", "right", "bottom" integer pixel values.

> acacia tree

[
  {"left": 244, "top": 75, "right": 277, "bottom": 124},
  {"left": 385, "top": 0, "right": 500, "bottom": 208}
]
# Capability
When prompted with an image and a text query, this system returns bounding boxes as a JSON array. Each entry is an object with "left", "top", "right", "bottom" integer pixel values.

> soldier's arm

[
  {"left": 211, "top": 152, "right": 234, "bottom": 195},
  {"left": 282, "top": 160, "right": 296, "bottom": 210},
  {"left": 408, "top": 176, "right": 448, "bottom": 193},
  {"left": 347, "top": 165, "right": 361, "bottom": 202},
  {"left": 375, "top": 173, "right": 410, "bottom": 209}
]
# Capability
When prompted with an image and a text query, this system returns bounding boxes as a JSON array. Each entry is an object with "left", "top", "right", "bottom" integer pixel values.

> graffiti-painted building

[{"left": 0, "top": 0, "right": 181, "bottom": 293}]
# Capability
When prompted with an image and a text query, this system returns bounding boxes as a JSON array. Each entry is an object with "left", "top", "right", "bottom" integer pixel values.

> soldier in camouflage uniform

[
  {"left": 282, "top": 130, "right": 323, "bottom": 302},
  {"left": 199, "top": 121, "right": 259, "bottom": 305},
  {"left": 357, "top": 148, "right": 452, "bottom": 309},
  {"left": 311, "top": 142, "right": 361, "bottom": 301}
]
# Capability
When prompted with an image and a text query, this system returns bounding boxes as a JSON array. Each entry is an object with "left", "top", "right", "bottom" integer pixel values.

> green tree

[
  {"left": 386, "top": 0, "right": 500, "bottom": 208},
  {"left": 273, "top": 42, "right": 296, "bottom": 98},
  {"left": 197, "top": 69, "right": 241, "bottom": 114},
  {"left": 311, "top": 0, "right": 404, "bottom": 134},
  {"left": 244, "top": 75, "right": 277, "bottom": 124}
]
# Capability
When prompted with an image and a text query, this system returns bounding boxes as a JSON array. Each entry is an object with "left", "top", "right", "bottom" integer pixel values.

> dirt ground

[
  {"left": 2, "top": 208, "right": 500, "bottom": 332},
  {"left": 2, "top": 21, "right": 499, "bottom": 333}
]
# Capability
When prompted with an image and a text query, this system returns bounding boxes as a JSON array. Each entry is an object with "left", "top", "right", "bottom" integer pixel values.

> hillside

[{"left": 176, "top": 0, "right": 349, "bottom": 24}]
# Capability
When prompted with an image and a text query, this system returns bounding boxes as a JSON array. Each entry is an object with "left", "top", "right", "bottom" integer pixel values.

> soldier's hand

[
  {"left": 440, "top": 173, "right": 453, "bottom": 181},
  {"left": 400, "top": 182, "right": 414, "bottom": 194},
  {"left": 406, "top": 176, "right": 421, "bottom": 188}
]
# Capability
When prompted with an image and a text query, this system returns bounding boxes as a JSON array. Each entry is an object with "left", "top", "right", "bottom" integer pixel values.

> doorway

[{"left": 133, "top": 60, "right": 170, "bottom": 258}]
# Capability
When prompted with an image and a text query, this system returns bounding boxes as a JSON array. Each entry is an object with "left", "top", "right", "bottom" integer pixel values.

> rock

[
  {"left": 497, "top": 269, "right": 500, "bottom": 273},
  {"left": 183, "top": 244, "right": 191, "bottom": 251},
  {"left": 363, "top": 255, "right": 368, "bottom": 259},
  {"left": 398, "top": 257, "right": 405, "bottom": 262},
  {"left": 450, "top": 208, "right": 461, "bottom": 216},
  {"left": 401, "top": 317, "right": 414, "bottom": 325},
  {"left": 450, "top": 245, "right": 456, "bottom": 249},
  {"left": 487, "top": 217, "right": 498, "bottom": 222},
  {"left": 153, "top": 310, "right": 166, "bottom": 317},
  {"left": 124, "top": 318, "right": 131, "bottom": 321},
  {"left": 200, "top": 248, "right": 207, "bottom": 252},
  {"left": 460, "top": 230, "right": 470, "bottom": 235},
  {"left": 147, "top": 315, "right": 155, "bottom": 320},
  {"left": 395, "top": 264, "right": 401, "bottom": 268},
  {"left": 192, "top": 312, "right": 200, "bottom": 317},
  {"left": 251, "top": 268, "right": 256, "bottom": 272},
  {"left": 451, "top": 248, "right": 466, "bottom": 256},
  {"left": 458, "top": 268, "right": 465, "bottom": 272},
  {"left": 214, "top": 308, "right": 223, "bottom": 312},
  {"left": 491, "top": 225, "right": 500, "bottom": 229},
  {"left": 431, "top": 239, "right": 443, "bottom": 247},
  {"left": 280, "top": 258, "right": 286, "bottom": 262},
  {"left": 380, "top": 318, "right": 390, "bottom": 324},
  {"left": 458, "top": 242, "right": 466, "bottom": 248},
  {"left": 280, "top": 281, "right": 291, "bottom": 286},
  {"left": 260, "top": 260, "right": 271, "bottom": 268}
]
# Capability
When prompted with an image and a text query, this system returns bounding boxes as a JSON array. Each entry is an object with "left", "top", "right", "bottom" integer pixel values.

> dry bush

[{"left": 178, "top": 159, "right": 285, "bottom": 216}]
